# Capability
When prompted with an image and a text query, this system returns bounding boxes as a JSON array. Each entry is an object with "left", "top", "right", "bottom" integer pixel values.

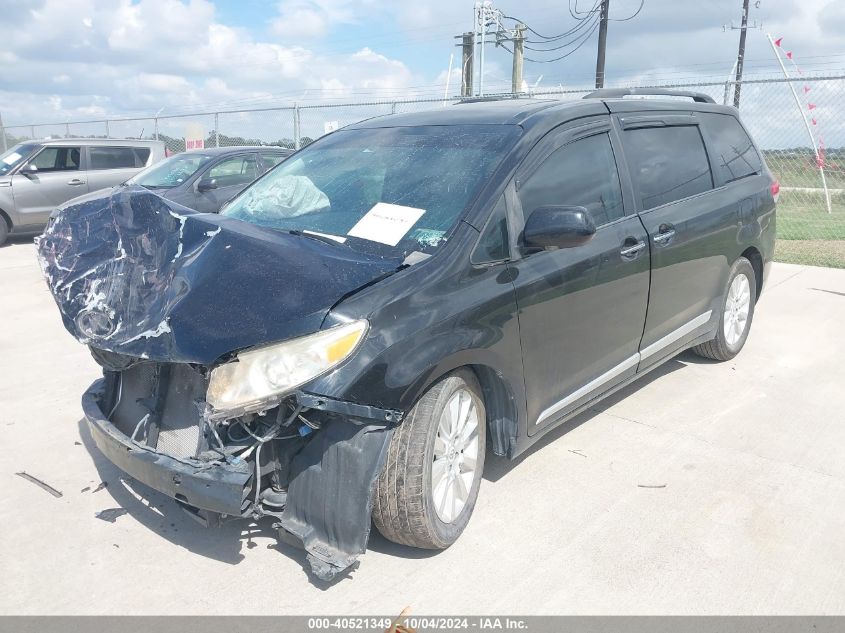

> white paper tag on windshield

[{"left": 347, "top": 202, "right": 426, "bottom": 246}]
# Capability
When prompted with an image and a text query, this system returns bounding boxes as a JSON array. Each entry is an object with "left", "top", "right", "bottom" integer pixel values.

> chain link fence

[{"left": 3, "top": 75, "right": 844, "bottom": 267}]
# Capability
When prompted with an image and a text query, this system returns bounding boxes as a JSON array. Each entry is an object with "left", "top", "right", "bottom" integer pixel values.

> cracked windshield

[{"left": 222, "top": 124, "right": 521, "bottom": 258}]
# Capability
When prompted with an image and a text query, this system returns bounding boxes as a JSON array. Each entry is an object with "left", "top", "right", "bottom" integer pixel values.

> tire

[
  {"left": 373, "top": 369, "right": 486, "bottom": 549},
  {"left": 0, "top": 218, "right": 8, "bottom": 247},
  {"left": 693, "top": 256, "right": 757, "bottom": 361}
]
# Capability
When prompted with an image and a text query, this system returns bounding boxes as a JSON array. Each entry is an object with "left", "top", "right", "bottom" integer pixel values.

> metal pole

[
  {"left": 0, "top": 111, "right": 7, "bottom": 152},
  {"left": 512, "top": 23, "right": 525, "bottom": 93},
  {"left": 443, "top": 53, "right": 454, "bottom": 106},
  {"left": 724, "top": 59, "right": 738, "bottom": 105},
  {"left": 294, "top": 105, "right": 301, "bottom": 150},
  {"left": 595, "top": 0, "right": 609, "bottom": 88},
  {"left": 214, "top": 113, "right": 219, "bottom": 147},
  {"left": 105, "top": 120, "right": 110, "bottom": 138},
  {"left": 733, "top": 0, "right": 750, "bottom": 108},
  {"left": 154, "top": 118, "right": 159, "bottom": 141},
  {"left": 391, "top": 102, "right": 397, "bottom": 115},
  {"left": 473, "top": 3, "right": 481, "bottom": 96},
  {"left": 767, "top": 33, "right": 831, "bottom": 214},
  {"left": 479, "top": 4, "right": 487, "bottom": 96},
  {"left": 65, "top": 122, "right": 70, "bottom": 137},
  {"left": 461, "top": 32, "right": 474, "bottom": 97},
  {"left": 31, "top": 125, "right": 35, "bottom": 139}
]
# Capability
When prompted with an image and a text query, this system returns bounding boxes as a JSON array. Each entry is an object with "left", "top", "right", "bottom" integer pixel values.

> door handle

[
  {"left": 653, "top": 227, "right": 676, "bottom": 245},
  {"left": 620, "top": 240, "right": 646, "bottom": 258},
  {"left": 67, "top": 178, "right": 85, "bottom": 186}
]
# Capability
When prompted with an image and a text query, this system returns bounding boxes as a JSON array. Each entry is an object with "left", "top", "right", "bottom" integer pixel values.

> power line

[
  {"left": 525, "top": 18, "right": 601, "bottom": 63},
  {"left": 524, "top": 15, "right": 599, "bottom": 51},
  {"left": 609, "top": 0, "right": 645, "bottom": 21},
  {"left": 502, "top": 1, "right": 600, "bottom": 41}
]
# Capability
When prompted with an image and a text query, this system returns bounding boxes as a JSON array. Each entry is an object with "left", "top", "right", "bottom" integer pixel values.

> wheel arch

[
  {"left": 740, "top": 245, "right": 763, "bottom": 301},
  {"left": 0, "top": 207, "right": 11, "bottom": 231},
  {"left": 399, "top": 356, "right": 522, "bottom": 459}
]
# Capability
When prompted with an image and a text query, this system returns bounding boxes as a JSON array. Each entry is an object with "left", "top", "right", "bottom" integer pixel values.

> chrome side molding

[{"left": 535, "top": 311, "right": 713, "bottom": 427}]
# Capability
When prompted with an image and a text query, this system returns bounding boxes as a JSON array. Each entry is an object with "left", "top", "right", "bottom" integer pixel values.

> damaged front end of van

[{"left": 36, "top": 187, "right": 404, "bottom": 582}]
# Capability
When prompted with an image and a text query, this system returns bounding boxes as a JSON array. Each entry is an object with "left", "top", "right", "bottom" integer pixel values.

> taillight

[{"left": 771, "top": 180, "right": 780, "bottom": 203}]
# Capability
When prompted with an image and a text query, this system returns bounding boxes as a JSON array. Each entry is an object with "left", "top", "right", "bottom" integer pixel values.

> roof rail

[{"left": 583, "top": 88, "right": 716, "bottom": 104}]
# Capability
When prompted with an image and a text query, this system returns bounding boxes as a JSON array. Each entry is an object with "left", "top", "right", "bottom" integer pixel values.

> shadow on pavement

[
  {"left": 76, "top": 417, "right": 283, "bottom": 567},
  {"left": 483, "top": 352, "right": 694, "bottom": 483},
  {"left": 0, "top": 234, "right": 38, "bottom": 248}
]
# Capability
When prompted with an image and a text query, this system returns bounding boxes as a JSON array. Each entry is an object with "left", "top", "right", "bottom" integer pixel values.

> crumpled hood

[{"left": 36, "top": 186, "right": 399, "bottom": 364}]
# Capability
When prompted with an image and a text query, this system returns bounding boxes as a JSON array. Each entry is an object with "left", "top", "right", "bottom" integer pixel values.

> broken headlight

[{"left": 206, "top": 320, "right": 368, "bottom": 413}]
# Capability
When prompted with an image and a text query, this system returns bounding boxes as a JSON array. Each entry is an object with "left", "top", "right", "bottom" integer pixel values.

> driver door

[
  {"left": 507, "top": 117, "right": 651, "bottom": 433},
  {"left": 11, "top": 145, "right": 88, "bottom": 228}
]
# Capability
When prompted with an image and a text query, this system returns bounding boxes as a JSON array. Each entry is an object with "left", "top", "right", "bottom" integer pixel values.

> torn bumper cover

[
  {"left": 38, "top": 187, "right": 403, "bottom": 581},
  {"left": 82, "top": 371, "right": 395, "bottom": 582}
]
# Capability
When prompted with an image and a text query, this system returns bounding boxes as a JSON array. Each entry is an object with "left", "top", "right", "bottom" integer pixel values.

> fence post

[
  {"left": 65, "top": 122, "right": 70, "bottom": 137},
  {"left": 723, "top": 80, "right": 732, "bottom": 106},
  {"left": 0, "top": 111, "right": 7, "bottom": 152},
  {"left": 214, "top": 113, "right": 219, "bottom": 147},
  {"left": 392, "top": 102, "right": 397, "bottom": 115},
  {"left": 105, "top": 120, "right": 110, "bottom": 138},
  {"left": 154, "top": 118, "right": 159, "bottom": 141},
  {"left": 294, "top": 104, "right": 301, "bottom": 150},
  {"left": 31, "top": 125, "right": 36, "bottom": 139}
]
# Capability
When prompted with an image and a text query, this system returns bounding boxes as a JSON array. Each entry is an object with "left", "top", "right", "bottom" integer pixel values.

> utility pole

[
  {"left": 595, "top": 0, "right": 609, "bottom": 88},
  {"left": 511, "top": 23, "right": 525, "bottom": 93},
  {"left": 461, "top": 32, "right": 474, "bottom": 97},
  {"left": 733, "top": 0, "right": 751, "bottom": 108}
]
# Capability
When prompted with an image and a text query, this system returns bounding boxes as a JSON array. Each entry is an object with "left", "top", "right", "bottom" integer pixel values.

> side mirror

[
  {"left": 19, "top": 163, "right": 38, "bottom": 175},
  {"left": 197, "top": 177, "right": 218, "bottom": 193},
  {"left": 523, "top": 205, "right": 596, "bottom": 249}
]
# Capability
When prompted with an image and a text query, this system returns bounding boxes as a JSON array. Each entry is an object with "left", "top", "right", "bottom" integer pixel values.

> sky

[{"left": 1, "top": 0, "right": 844, "bottom": 145}]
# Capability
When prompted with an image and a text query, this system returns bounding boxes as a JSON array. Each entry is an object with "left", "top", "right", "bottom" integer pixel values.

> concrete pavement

[{"left": 1, "top": 236, "right": 844, "bottom": 615}]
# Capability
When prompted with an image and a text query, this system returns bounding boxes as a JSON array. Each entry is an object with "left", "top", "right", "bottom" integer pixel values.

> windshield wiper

[{"left": 286, "top": 230, "right": 347, "bottom": 247}]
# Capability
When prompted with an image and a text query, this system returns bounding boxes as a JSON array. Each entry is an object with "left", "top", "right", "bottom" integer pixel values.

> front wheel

[
  {"left": 693, "top": 256, "right": 757, "bottom": 361},
  {"left": 372, "top": 369, "right": 486, "bottom": 549}
]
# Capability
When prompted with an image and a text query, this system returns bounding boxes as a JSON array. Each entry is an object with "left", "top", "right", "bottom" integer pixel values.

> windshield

[
  {"left": 0, "top": 144, "right": 38, "bottom": 176},
  {"left": 221, "top": 124, "right": 521, "bottom": 257},
  {"left": 128, "top": 152, "right": 213, "bottom": 188}
]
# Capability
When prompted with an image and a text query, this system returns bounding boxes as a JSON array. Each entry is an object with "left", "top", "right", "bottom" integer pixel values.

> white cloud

[{"left": 0, "top": 0, "right": 417, "bottom": 127}]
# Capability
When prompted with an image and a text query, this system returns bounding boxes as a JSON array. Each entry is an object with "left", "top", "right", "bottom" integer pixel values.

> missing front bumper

[
  {"left": 82, "top": 376, "right": 396, "bottom": 581},
  {"left": 83, "top": 379, "right": 253, "bottom": 516}
]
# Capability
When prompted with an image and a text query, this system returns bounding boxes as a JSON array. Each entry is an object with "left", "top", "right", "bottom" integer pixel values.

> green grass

[
  {"left": 764, "top": 153, "right": 845, "bottom": 189},
  {"left": 773, "top": 190, "right": 845, "bottom": 267},
  {"left": 776, "top": 191, "right": 845, "bottom": 240},
  {"left": 775, "top": 240, "right": 845, "bottom": 268}
]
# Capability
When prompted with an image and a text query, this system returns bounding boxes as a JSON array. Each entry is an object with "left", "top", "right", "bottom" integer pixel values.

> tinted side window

[
  {"left": 209, "top": 155, "right": 259, "bottom": 186},
  {"left": 31, "top": 147, "right": 81, "bottom": 172},
  {"left": 699, "top": 113, "right": 762, "bottom": 183},
  {"left": 624, "top": 126, "right": 713, "bottom": 210},
  {"left": 89, "top": 146, "right": 146, "bottom": 170},
  {"left": 260, "top": 152, "right": 288, "bottom": 169},
  {"left": 518, "top": 133, "right": 624, "bottom": 227}
]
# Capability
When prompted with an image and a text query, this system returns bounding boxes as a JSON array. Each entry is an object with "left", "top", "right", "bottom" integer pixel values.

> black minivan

[{"left": 37, "top": 89, "right": 776, "bottom": 581}]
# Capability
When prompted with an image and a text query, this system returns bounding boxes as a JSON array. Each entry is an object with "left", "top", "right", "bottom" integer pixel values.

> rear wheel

[
  {"left": 693, "top": 256, "right": 757, "bottom": 361},
  {"left": 0, "top": 217, "right": 8, "bottom": 246},
  {"left": 373, "top": 369, "right": 486, "bottom": 549}
]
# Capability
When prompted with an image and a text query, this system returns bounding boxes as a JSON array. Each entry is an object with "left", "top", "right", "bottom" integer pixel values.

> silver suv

[{"left": 0, "top": 138, "right": 165, "bottom": 245}]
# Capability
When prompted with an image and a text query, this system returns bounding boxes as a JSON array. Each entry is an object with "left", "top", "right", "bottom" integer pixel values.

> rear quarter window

[
  {"left": 623, "top": 125, "right": 713, "bottom": 210},
  {"left": 699, "top": 112, "right": 762, "bottom": 184},
  {"left": 89, "top": 146, "right": 150, "bottom": 170}
]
